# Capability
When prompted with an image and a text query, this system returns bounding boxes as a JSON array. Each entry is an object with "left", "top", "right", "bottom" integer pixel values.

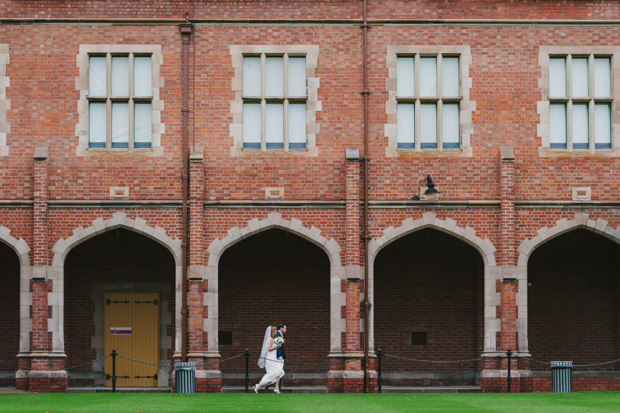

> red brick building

[{"left": 1, "top": 0, "right": 620, "bottom": 393}]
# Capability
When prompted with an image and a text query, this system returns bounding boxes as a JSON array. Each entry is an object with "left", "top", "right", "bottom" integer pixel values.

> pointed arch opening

[
  {"left": 528, "top": 228, "right": 620, "bottom": 371},
  {"left": 62, "top": 223, "right": 178, "bottom": 389},
  {"left": 0, "top": 240, "right": 20, "bottom": 387},
  {"left": 217, "top": 228, "right": 332, "bottom": 388},
  {"left": 374, "top": 227, "right": 485, "bottom": 386}
]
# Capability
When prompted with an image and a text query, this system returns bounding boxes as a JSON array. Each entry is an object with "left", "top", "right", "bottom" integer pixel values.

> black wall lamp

[{"left": 424, "top": 175, "right": 440, "bottom": 195}]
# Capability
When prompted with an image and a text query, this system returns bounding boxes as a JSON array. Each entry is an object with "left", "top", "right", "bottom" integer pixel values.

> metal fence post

[
  {"left": 245, "top": 349, "right": 250, "bottom": 393},
  {"left": 507, "top": 348, "right": 512, "bottom": 394},
  {"left": 112, "top": 349, "right": 117, "bottom": 393},
  {"left": 377, "top": 349, "right": 382, "bottom": 393}
]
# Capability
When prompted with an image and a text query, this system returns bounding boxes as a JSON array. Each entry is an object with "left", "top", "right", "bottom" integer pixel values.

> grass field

[{"left": 1, "top": 392, "right": 620, "bottom": 413}]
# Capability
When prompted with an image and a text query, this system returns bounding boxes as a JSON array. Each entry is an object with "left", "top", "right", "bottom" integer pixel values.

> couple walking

[{"left": 254, "top": 324, "right": 287, "bottom": 394}]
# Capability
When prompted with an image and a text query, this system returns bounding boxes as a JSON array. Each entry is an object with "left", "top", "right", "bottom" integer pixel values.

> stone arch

[
  {"left": 0, "top": 225, "right": 30, "bottom": 267},
  {"left": 516, "top": 212, "right": 620, "bottom": 354},
  {"left": 367, "top": 211, "right": 500, "bottom": 354},
  {"left": 49, "top": 212, "right": 182, "bottom": 355},
  {"left": 52, "top": 211, "right": 182, "bottom": 267},
  {"left": 205, "top": 212, "right": 344, "bottom": 353},
  {"left": 517, "top": 212, "right": 620, "bottom": 268},
  {"left": 207, "top": 212, "right": 341, "bottom": 267},
  {"left": 0, "top": 225, "right": 31, "bottom": 359}
]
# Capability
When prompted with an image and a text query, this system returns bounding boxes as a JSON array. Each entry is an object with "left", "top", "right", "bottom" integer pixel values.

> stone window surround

[
  {"left": 385, "top": 45, "right": 474, "bottom": 158},
  {"left": 76, "top": 45, "right": 164, "bottom": 157},
  {"left": 229, "top": 45, "right": 321, "bottom": 157},
  {"left": 0, "top": 44, "right": 9, "bottom": 156},
  {"left": 538, "top": 46, "right": 620, "bottom": 157}
]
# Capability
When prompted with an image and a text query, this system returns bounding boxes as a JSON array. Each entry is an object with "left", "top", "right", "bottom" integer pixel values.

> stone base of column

[
  {"left": 16, "top": 370, "right": 28, "bottom": 390},
  {"left": 195, "top": 370, "right": 222, "bottom": 393},
  {"left": 480, "top": 369, "right": 531, "bottom": 393},
  {"left": 343, "top": 370, "right": 365, "bottom": 393},
  {"left": 17, "top": 353, "right": 68, "bottom": 392},
  {"left": 327, "top": 354, "right": 376, "bottom": 393},
  {"left": 26, "top": 370, "right": 68, "bottom": 392},
  {"left": 172, "top": 353, "right": 222, "bottom": 393}
]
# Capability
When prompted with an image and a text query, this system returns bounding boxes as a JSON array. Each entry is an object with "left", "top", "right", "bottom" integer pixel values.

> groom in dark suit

[{"left": 276, "top": 324, "right": 287, "bottom": 391}]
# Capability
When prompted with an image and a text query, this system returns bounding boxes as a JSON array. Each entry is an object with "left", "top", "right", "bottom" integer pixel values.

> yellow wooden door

[{"left": 104, "top": 292, "right": 160, "bottom": 387}]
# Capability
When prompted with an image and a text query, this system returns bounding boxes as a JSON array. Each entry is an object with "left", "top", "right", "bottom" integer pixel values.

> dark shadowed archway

[
  {"left": 528, "top": 228, "right": 620, "bottom": 370},
  {"left": 218, "top": 228, "right": 331, "bottom": 387},
  {"left": 64, "top": 228, "right": 175, "bottom": 388},
  {"left": 374, "top": 228, "right": 484, "bottom": 386},
  {"left": 0, "top": 242, "right": 20, "bottom": 386}
]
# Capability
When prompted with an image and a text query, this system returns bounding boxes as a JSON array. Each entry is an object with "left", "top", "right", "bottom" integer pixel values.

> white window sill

[
  {"left": 539, "top": 147, "right": 620, "bottom": 157},
  {"left": 76, "top": 146, "right": 164, "bottom": 157},
  {"left": 230, "top": 146, "right": 318, "bottom": 157},
  {"left": 386, "top": 146, "right": 472, "bottom": 158}
]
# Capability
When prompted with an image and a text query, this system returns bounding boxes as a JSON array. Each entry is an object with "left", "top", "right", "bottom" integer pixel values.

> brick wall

[
  {"left": 2, "top": 0, "right": 619, "bottom": 20},
  {"left": 0, "top": 242, "right": 19, "bottom": 386},
  {"left": 218, "top": 229, "right": 331, "bottom": 386},
  {"left": 374, "top": 228, "right": 484, "bottom": 386},
  {"left": 2, "top": 0, "right": 620, "bottom": 393}
]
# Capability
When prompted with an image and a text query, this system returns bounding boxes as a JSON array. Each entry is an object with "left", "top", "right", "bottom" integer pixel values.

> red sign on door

[{"left": 110, "top": 327, "right": 132, "bottom": 335}]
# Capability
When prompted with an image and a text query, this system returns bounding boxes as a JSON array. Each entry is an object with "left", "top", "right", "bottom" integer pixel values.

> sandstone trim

[{"left": 0, "top": 44, "right": 10, "bottom": 156}]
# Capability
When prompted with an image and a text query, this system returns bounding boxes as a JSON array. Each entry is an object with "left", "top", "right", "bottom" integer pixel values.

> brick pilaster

[
  {"left": 499, "top": 147, "right": 517, "bottom": 353},
  {"left": 341, "top": 148, "right": 365, "bottom": 392},
  {"left": 499, "top": 146, "right": 516, "bottom": 268},
  {"left": 189, "top": 153, "right": 204, "bottom": 268},
  {"left": 344, "top": 150, "right": 362, "bottom": 352},
  {"left": 32, "top": 147, "right": 49, "bottom": 352},
  {"left": 188, "top": 153, "right": 205, "bottom": 353},
  {"left": 345, "top": 148, "right": 361, "bottom": 269},
  {"left": 498, "top": 146, "right": 521, "bottom": 391}
]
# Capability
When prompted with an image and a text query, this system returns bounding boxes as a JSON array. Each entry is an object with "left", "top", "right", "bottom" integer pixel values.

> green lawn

[{"left": 1, "top": 392, "right": 620, "bottom": 412}]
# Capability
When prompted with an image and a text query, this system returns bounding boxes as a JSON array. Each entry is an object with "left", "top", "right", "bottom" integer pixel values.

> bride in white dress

[{"left": 253, "top": 326, "right": 285, "bottom": 393}]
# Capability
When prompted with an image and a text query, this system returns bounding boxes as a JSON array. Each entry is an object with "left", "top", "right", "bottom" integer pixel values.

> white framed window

[
  {"left": 539, "top": 46, "right": 620, "bottom": 156},
  {"left": 396, "top": 54, "right": 461, "bottom": 149},
  {"left": 243, "top": 54, "right": 307, "bottom": 149},
  {"left": 549, "top": 55, "right": 611, "bottom": 150},
  {"left": 386, "top": 46, "right": 474, "bottom": 157},
  {"left": 88, "top": 53, "right": 153, "bottom": 149},
  {"left": 76, "top": 45, "right": 164, "bottom": 156},
  {"left": 0, "top": 44, "right": 9, "bottom": 156},
  {"left": 230, "top": 45, "right": 320, "bottom": 157}
]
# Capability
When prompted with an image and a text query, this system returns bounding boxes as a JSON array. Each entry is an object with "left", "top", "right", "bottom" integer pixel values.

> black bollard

[
  {"left": 507, "top": 348, "right": 512, "bottom": 393},
  {"left": 112, "top": 349, "right": 117, "bottom": 393},
  {"left": 377, "top": 349, "right": 382, "bottom": 394},
  {"left": 245, "top": 349, "right": 250, "bottom": 393}
]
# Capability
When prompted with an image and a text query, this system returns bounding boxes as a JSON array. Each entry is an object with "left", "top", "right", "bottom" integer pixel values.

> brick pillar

[
  {"left": 32, "top": 147, "right": 49, "bottom": 353},
  {"left": 499, "top": 146, "right": 517, "bottom": 352},
  {"left": 336, "top": 148, "right": 365, "bottom": 392},
  {"left": 497, "top": 146, "right": 523, "bottom": 392},
  {"left": 188, "top": 153, "right": 205, "bottom": 354},
  {"left": 26, "top": 147, "right": 67, "bottom": 392},
  {"left": 185, "top": 152, "right": 221, "bottom": 392}
]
